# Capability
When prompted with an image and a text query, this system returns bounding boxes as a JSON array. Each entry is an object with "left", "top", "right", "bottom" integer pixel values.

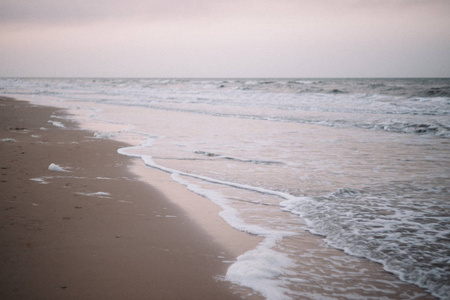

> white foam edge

[
  {"left": 168, "top": 168, "right": 299, "bottom": 300},
  {"left": 278, "top": 196, "right": 450, "bottom": 300},
  {"left": 119, "top": 145, "right": 298, "bottom": 236},
  {"left": 117, "top": 144, "right": 305, "bottom": 300},
  {"left": 226, "top": 236, "right": 297, "bottom": 300}
]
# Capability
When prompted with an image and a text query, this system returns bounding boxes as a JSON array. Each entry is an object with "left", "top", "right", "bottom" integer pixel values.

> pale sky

[{"left": 1, "top": 0, "right": 449, "bottom": 78}]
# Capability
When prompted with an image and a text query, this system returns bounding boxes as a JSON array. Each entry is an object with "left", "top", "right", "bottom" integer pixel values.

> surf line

[
  {"left": 117, "top": 140, "right": 306, "bottom": 300},
  {"left": 118, "top": 142, "right": 312, "bottom": 222}
]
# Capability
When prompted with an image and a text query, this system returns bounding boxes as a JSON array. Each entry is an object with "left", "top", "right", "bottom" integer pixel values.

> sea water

[{"left": 2, "top": 78, "right": 449, "bottom": 299}]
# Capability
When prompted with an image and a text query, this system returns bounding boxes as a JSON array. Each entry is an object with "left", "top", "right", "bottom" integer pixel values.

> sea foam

[
  {"left": 48, "top": 120, "right": 65, "bottom": 128},
  {"left": 118, "top": 141, "right": 300, "bottom": 299},
  {"left": 48, "top": 163, "right": 69, "bottom": 172}
]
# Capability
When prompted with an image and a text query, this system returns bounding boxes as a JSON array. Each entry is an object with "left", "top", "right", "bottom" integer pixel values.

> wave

[
  {"left": 194, "top": 150, "right": 285, "bottom": 165},
  {"left": 122, "top": 134, "right": 449, "bottom": 298},
  {"left": 88, "top": 95, "right": 450, "bottom": 138},
  {"left": 281, "top": 183, "right": 450, "bottom": 299},
  {"left": 328, "top": 89, "right": 348, "bottom": 94},
  {"left": 118, "top": 143, "right": 301, "bottom": 299},
  {"left": 415, "top": 87, "right": 450, "bottom": 98},
  {"left": 375, "top": 121, "right": 450, "bottom": 137}
]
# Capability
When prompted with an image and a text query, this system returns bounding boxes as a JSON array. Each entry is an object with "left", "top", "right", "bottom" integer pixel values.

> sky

[{"left": 0, "top": 0, "right": 449, "bottom": 78}]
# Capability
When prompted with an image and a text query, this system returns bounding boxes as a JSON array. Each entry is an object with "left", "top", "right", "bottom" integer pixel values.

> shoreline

[
  {"left": 0, "top": 97, "right": 260, "bottom": 299},
  {"left": 1, "top": 95, "right": 438, "bottom": 299}
]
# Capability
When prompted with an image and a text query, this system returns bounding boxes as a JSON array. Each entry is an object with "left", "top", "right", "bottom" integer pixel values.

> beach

[
  {"left": 1, "top": 0, "right": 449, "bottom": 297},
  {"left": 0, "top": 97, "right": 260, "bottom": 300},
  {"left": 1, "top": 77, "right": 447, "bottom": 299}
]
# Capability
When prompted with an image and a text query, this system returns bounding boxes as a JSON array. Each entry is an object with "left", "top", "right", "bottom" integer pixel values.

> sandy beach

[{"left": 0, "top": 97, "right": 259, "bottom": 300}]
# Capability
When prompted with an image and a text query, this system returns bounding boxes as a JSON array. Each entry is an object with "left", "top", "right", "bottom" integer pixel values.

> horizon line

[{"left": 2, "top": 76, "right": 450, "bottom": 80}]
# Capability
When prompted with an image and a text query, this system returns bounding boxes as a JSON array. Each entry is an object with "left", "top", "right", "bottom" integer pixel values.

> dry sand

[{"left": 0, "top": 97, "right": 259, "bottom": 299}]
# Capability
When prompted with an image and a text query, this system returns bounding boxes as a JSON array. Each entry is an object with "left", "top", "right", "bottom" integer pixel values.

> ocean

[{"left": 2, "top": 78, "right": 449, "bottom": 299}]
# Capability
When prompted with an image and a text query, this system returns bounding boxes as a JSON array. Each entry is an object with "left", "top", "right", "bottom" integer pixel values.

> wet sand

[{"left": 0, "top": 97, "right": 259, "bottom": 299}]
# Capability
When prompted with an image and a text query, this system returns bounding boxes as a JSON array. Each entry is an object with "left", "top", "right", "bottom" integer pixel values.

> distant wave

[
  {"left": 375, "top": 121, "right": 450, "bottom": 137},
  {"left": 194, "top": 150, "right": 285, "bottom": 165},
  {"left": 415, "top": 87, "right": 450, "bottom": 98},
  {"left": 328, "top": 89, "right": 348, "bottom": 94}
]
